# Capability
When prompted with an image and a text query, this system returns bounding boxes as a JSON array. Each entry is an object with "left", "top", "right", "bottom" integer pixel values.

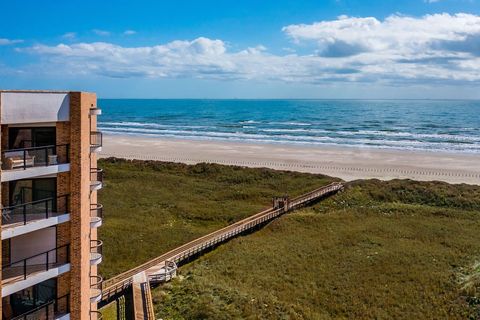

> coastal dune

[{"left": 100, "top": 134, "right": 480, "bottom": 185}]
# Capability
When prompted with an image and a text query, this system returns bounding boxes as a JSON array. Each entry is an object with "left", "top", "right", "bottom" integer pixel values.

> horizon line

[{"left": 98, "top": 98, "right": 480, "bottom": 101}]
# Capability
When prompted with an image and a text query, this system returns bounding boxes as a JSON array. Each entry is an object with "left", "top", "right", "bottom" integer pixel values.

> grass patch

[
  {"left": 460, "top": 260, "right": 480, "bottom": 313},
  {"left": 98, "top": 158, "right": 336, "bottom": 278},
  {"left": 99, "top": 302, "right": 117, "bottom": 320},
  {"left": 151, "top": 179, "right": 480, "bottom": 319}
]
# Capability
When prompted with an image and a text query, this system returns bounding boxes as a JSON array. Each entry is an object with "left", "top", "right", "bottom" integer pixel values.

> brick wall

[
  {"left": 57, "top": 272, "right": 71, "bottom": 314},
  {"left": 1, "top": 240, "right": 10, "bottom": 265},
  {"left": 69, "top": 92, "right": 97, "bottom": 320},
  {"left": 56, "top": 122, "right": 71, "bottom": 164},
  {"left": 57, "top": 172, "right": 70, "bottom": 215}
]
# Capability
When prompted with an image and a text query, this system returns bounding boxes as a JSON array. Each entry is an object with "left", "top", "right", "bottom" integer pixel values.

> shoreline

[{"left": 99, "top": 134, "right": 480, "bottom": 185}]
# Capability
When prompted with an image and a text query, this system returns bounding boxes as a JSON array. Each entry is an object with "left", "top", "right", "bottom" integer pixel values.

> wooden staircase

[{"left": 132, "top": 272, "right": 155, "bottom": 320}]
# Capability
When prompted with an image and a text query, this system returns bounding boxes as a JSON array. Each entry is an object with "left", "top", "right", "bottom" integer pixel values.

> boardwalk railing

[
  {"left": 101, "top": 182, "right": 343, "bottom": 300},
  {"left": 142, "top": 282, "right": 155, "bottom": 320}
]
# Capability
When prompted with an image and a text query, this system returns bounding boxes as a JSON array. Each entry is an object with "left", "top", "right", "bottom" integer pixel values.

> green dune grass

[
  {"left": 151, "top": 179, "right": 480, "bottom": 319},
  {"left": 98, "top": 158, "right": 336, "bottom": 279},
  {"left": 97, "top": 159, "right": 479, "bottom": 318}
]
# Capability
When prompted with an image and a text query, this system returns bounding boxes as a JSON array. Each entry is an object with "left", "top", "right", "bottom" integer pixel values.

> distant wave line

[
  {"left": 99, "top": 128, "right": 480, "bottom": 152},
  {"left": 238, "top": 120, "right": 312, "bottom": 126},
  {"left": 99, "top": 123, "right": 480, "bottom": 143}
]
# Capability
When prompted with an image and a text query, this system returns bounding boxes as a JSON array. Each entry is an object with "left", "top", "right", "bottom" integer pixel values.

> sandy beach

[{"left": 99, "top": 134, "right": 480, "bottom": 185}]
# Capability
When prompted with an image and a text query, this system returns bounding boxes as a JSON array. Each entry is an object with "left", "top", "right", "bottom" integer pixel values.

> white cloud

[
  {"left": 282, "top": 13, "right": 480, "bottom": 57},
  {"left": 124, "top": 30, "right": 137, "bottom": 36},
  {"left": 19, "top": 13, "right": 480, "bottom": 85},
  {"left": 62, "top": 32, "right": 76, "bottom": 40},
  {"left": 92, "top": 29, "right": 111, "bottom": 36},
  {"left": 0, "top": 38, "right": 23, "bottom": 45}
]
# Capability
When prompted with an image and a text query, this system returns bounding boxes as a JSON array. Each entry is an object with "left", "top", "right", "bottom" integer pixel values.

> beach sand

[{"left": 99, "top": 134, "right": 480, "bottom": 185}]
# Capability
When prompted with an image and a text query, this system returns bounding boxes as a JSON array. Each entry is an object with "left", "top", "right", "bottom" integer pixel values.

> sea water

[{"left": 98, "top": 99, "right": 480, "bottom": 153}]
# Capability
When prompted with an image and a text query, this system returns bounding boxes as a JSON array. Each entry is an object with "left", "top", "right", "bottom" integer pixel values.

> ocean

[{"left": 98, "top": 99, "right": 480, "bottom": 154}]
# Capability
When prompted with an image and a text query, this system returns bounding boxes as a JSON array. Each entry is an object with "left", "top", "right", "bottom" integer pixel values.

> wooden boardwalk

[
  {"left": 101, "top": 181, "right": 344, "bottom": 302},
  {"left": 132, "top": 272, "right": 155, "bottom": 320}
]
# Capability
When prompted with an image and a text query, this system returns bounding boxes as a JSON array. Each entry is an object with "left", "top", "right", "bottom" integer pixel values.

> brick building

[{"left": 0, "top": 91, "right": 103, "bottom": 320}]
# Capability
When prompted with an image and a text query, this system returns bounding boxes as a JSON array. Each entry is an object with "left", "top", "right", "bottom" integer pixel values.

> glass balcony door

[
  {"left": 9, "top": 179, "right": 57, "bottom": 209},
  {"left": 3, "top": 279, "right": 57, "bottom": 319},
  {"left": 8, "top": 127, "right": 56, "bottom": 166},
  {"left": 8, "top": 127, "right": 56, "bottom": 150},
  {"left": 2, "top": 179, "right": 59, "bottom": 226}
]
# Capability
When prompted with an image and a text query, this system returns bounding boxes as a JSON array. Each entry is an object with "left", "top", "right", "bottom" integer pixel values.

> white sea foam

[
  {"left": 100, "top": 122, "right": 480, "bottom": 143},
  {"left": 101, "top": 121, "right": 210, "bottom": 130},
  {"left": 99, "top": 126, "right": 480, "bottom": 153},
  {"left": 239, "top": 120, "right": 260, "bottom": 124},
  {"left": 101, "top": 129, "right": 480, "bottom": 153},
  {"left": 267, "top": 121, "right": 312, "bottom": 126},
  {"left": 102, "top": 122, "right": 479, "bottom": 142}
]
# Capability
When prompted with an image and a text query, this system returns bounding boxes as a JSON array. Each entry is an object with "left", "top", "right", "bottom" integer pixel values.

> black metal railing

[
  {"left": 90, "top": 275, "right": 103, "bottom": 300},
  {"left": 10, "top": 294, "right": 70, "bottom": 320},
  {"left": 90, "top": 310, "right": 103, "bottom": 320},
  {"left": 91, "top": 275, "right": 103, "bottom": 287},
  {"left": 55, "top": 294, "right": 70, "bottom": 318},
  {"left": 90, "top": 204, "right": 104, "bottom": 219},
  {"left": 90, "top": 168, "right": 104, "bottom": 184},
  {"left": 90, "top": 131, "right": 103, "bottom": 149},
  {"left": 1, "top": 144, "right": 70, "bottom": 170},
  {"left": 91, "top": 240, "right": 103, "bottom": 258},
  {"left": 2, "top": 245, "right": 70, "bottom": 282},
  {"left": 2, "top": 194, "right": 70, "bottom": 227}
]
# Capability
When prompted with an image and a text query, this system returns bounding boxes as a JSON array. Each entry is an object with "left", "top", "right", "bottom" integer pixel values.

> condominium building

[{"left": 0, "top": 91, "right": 103, "bottom": 320}]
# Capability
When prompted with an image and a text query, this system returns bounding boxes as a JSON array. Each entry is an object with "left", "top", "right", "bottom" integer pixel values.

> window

[
  {"left": 6, "top": 279, "right": 56, "bottom": 317},
  {"left": 8, "top": 127, "right": 56, "bottom": 150},
  {"left": 9, "top": 178, "right": 57, "bottom": 207}
]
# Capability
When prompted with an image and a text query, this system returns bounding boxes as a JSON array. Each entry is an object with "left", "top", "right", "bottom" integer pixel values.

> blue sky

[{"left": 1, "top": 0, "right": 480, "bottom": 98}]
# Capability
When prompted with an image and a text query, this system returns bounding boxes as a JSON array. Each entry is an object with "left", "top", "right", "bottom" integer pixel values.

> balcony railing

[
  {"left": 2, "top": 194, "right": 70, "bottom": 227},
  {"left": 90, "top": 240, "right": 103, "bottom": 266},
  {"left": 90, "top": 203, "right": 103, "bottom": 228},
  {"left": 90, "top": 168, "right": 104, "bottom": 191},
  {"left": 90, "top": 131, "right": 103, "bottom": 151},
  {"left": 2, "top": 245, "right": 70, "bottom": 284},
  {"left": 10, "top": 294, "right": 70, "bottom": 320},
  {"left": 90, "top": 310, "right": 103, "bottom": 320},
  {"left": 90, "top": 276, "right": 103, "bottom": 302},
  {"left": 1, "top": 144, "right": 70, "bottom": 170}
]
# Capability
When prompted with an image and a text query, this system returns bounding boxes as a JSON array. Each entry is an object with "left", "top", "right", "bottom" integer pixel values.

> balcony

[
  {"left": 90, "top": 240, "right": 103, "bottom": 266},
  {"left": 90, "top": 204, "right": 103, "bottom": 228},
  {"left": 90, "top": 168, "right": 104, "bottom": 191},
  {"left": 90, "top": 276, "right": 103, "bottom": 303},
  {"left": 2, "top": 195, "right": 70, "bottom": 239},
  {"left": 9, "top": 294, "right": 70, "bottom": 320},
  {"left": 2, "top": 245, "right": 70, "bottom": 297},
  {"left": 89, "top": 107, "right": 102, "bottom": 116},
  {"left": 90, "top": 131, "right": 103, "bottom": 153},
  {"left": 1, "top": 145, "right": 70, "bottom": 182}
]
